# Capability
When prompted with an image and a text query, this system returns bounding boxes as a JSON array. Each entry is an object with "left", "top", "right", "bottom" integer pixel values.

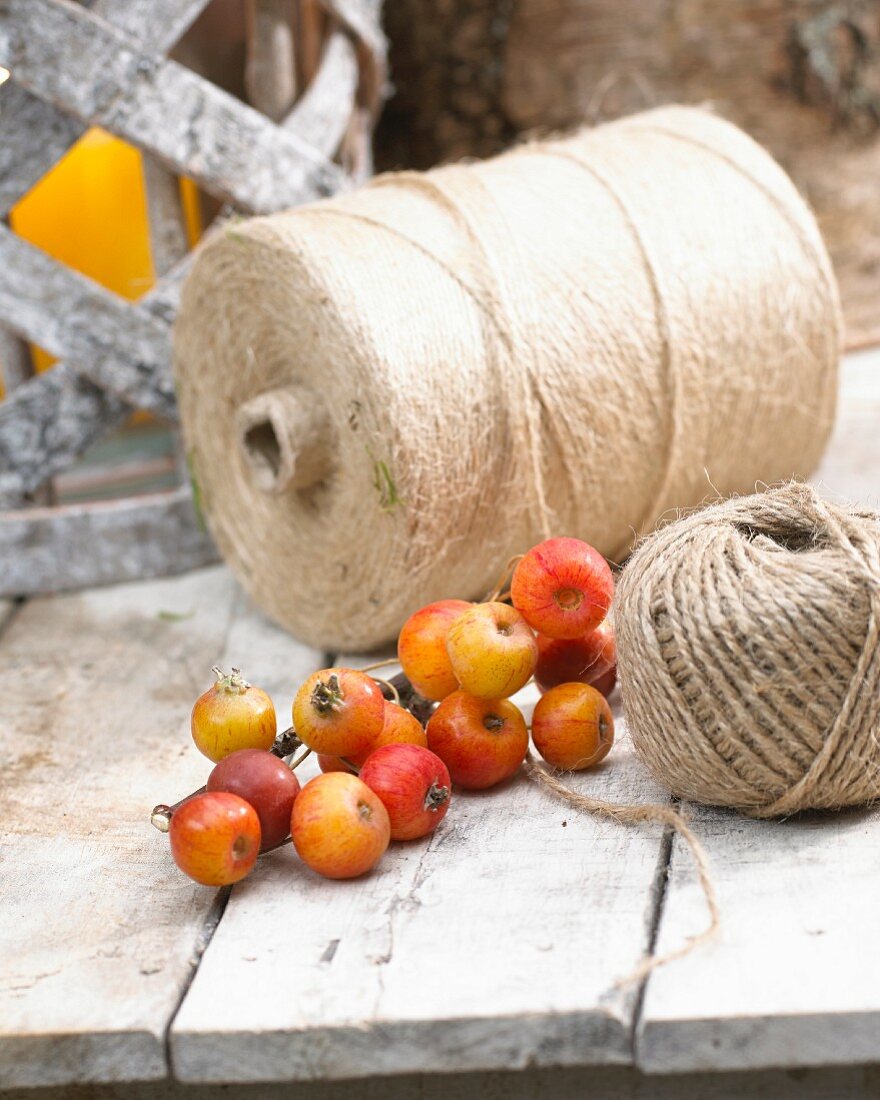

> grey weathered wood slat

[
  {"left": 326, "top": 0, "right": 385, "bottom": 58},
  {"left": 96, "top": 0, "right": 211, "bottom": 44},
  {"left": 637, "top": 349, "right": 880, "bottom": 1074},
  {"left": 0, "top": 486, "right": 217, "bottom": 595},
  {"left": 0, "top": 82, "right": 83, "bottom": 216},
  {"left": 0, "top": 0, "right": 211, "bottom": 216},
  {"left": 0, "top": 0, "right": 344, "bottom": 216},
  {"left": 0, "top": 245, "right": 57, "bottom": 504},
  {"left": 0, "top": 363, "right": 128, "bottom": 506},
  {"left": 0, "top": 249, "right": 198, "bottom": 503},
  {"left": 245, "top": 0, "right": 298, "bottom": 122},
  {"left": 0, "top": 323, "right": 33, "bottom": 393},
  {"left": 0, "top": 566, "right": 244, "bottom": 1088},
  {"left": 285, "top": 30, "right": 359, "bottom": 155},
  {"left": 171, "top": 662, "right": 670, "bottom": 1083},
  {"left": 0, "top": 226, "right": 174, "bottom": 414},
  {"left": 142, "top": 157, "right": 190, "bottom": 280}
]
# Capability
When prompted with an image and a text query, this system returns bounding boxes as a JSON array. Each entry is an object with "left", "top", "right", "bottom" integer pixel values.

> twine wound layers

[
  {"left": 174, "top": 105, "right": 842, "bottom": 652},
  {"left": 617, "top": 483, "right": 880, "bottom": 818}
]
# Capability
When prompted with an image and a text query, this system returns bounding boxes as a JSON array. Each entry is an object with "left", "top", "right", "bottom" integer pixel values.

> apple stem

[
  {"left": 359, "top": 657, "right": 400, "bottom": 674},
  {"left": 150, "top": 785, "right": 207, "bottom": 832},
  {"left": 371, "top": 675, "right": 400, "bottom": 707},
  {"left": 272, "top": 725, "right": 303, "bottom": 758},
  {"left": 381, "top": 671, "right": 434, "bottom": 726},
  {"left": 288, "top": 746, "right": 312, "bottom": 770},
  {"left": 483, "top": 555, "right": 524, "bottom": 603},
  {"left": 311, "top": 672, "right": 345, "bottom": 715}
]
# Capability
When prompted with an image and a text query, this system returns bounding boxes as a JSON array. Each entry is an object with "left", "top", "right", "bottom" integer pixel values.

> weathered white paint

[
  {"left": 637, "top": 348, "right": 880, "bottom": 1074},
  {"left": 0, "top": 567, "right": 240, "bottom": 1088},
  {"left": 285, "top": 31, "right": 358, "bottom": 156},
  {"left": 0, "top": 226, "right": 174, "bottom": 414},
  {"left": 0, "top": 566, "right": 321, "bottom": 1089},
  {"left": 0, "top": 0, "right": 213, "bottom": 217},
  {"left": 0, "top": 488, "right": 217, "bottom": 596},
  {"left": 0, "top": 0, "right": 343, "bottom": 215}
]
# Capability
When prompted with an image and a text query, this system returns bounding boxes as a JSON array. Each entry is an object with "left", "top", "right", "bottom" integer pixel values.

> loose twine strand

[{"left": 524, "top": 754, "right": 721, "bottom": 985}]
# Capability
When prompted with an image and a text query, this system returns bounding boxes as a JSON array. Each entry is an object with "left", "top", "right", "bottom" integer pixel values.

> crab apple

[
  {"left": 292, "top": 668, "right": 384, "bottom": 758},
  {"left": 191, "top": 667, "right": 277, "bottom": 763},
  {"left": 317, "top": 700, "right": 428, "bottom": 773},
  {"left": 446, "top": 602, "right": 537, "bottom": 700},
  {"left": 360, "top": 743, "right": 452, "bottom": 841},
  {"left": 531, "top": 682, "right": 615, "bottom": 771},
  {"left": 317, "top": 753, "right": 357, "bottom": 774},
  {"left": 398, "top": 599, "right": 472, "bottom": 701},
  {"left": 511, "top": 537, "right": 614, "bottom": 639},
  {"left": 169, "top": 791, "right": 261, "bottom": 886},
  {"left": 534, "top": 619, "right": 617, "bottom": 693},
  {"left": 427, "top": 690, "right": 529, "bottom": 789},
  {"left": 207, "top": 749, "right": 300, "bottom": 851},
  {"left": 291, "top": 772, "right": 390, "bottom": 879},
  {"left": 354, "top": 701, "right": 427, "bottom": 765}
]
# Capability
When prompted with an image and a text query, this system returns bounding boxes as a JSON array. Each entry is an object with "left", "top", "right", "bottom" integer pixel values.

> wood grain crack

[{"left": 629, "top": 821, "right": 674, "bottom": 1053}]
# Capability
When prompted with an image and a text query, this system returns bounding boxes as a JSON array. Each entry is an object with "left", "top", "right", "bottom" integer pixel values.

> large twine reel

[
  {"left": 174, "top": 105, "right": 841, "bottom": 651},
  {"left": 617, "top": 483, "right": 880, "bottom": 818}
]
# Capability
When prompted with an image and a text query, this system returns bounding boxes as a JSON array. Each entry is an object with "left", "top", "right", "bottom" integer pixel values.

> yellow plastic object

[{"left": 4, "top": 128, "right": 201, "bottom": 390}]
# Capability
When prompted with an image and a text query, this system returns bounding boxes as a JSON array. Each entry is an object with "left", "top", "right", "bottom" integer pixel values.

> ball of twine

[
  {"left": 616, "top": 482, "right": 880, "bottom": 818},
  {"left": 174, "top": 105, "right": 841, "bottom": 651}
]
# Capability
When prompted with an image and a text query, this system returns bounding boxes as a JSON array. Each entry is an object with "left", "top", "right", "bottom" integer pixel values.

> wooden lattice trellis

[{"left": 0, "top": 0, "right": 384, "bottom": 594}]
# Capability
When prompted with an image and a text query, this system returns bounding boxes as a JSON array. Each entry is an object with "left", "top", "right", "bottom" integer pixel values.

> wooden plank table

[{"left": 1, "top": 350, "right": 879, "bottom": 1099}]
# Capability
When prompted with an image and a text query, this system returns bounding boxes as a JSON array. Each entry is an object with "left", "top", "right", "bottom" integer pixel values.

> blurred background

[{"left": 1, "top": 0, "right": 878, "bottom": 587}]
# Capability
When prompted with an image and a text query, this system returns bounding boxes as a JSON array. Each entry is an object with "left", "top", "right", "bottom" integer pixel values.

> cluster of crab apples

[{"left": 155, "top": 536, "right": 617, "bottom": 887}]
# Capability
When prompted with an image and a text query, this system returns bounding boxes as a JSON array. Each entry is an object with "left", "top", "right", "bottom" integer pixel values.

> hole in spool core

[
  {"left": 243, "top": 419, "right": 282, "bottom": 479},
  {"left": 235, "top": 386, "right": 332, "bottom": 495}
]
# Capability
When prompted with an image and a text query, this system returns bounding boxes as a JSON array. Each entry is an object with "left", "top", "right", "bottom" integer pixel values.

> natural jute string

[
  {"left": 174, "top": 105, "right": 841, "bottom": 654},
  {"left": 525, "top": 753, "right": 721, "bottom": 983},
  {"left": 617, "top": 482, "right": 880, "bottom": 818}
]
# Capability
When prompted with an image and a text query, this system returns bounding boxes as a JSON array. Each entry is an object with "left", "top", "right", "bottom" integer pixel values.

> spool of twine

[
  {"left": 174, "top": 104, "right": 841, "bottom": 652},
  {"left": 616, "top": 482, "right": 880, "bottom": 818}
]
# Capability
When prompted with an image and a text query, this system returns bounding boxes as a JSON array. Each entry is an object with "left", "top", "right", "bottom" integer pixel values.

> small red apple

[
  {"left": 511, "top": 537, "right": 613, "bottom": 639},
  {"left": 534, "top": 619, "right": 617, "bottom": 692},
  {"left": 169, "top": 791, "right": 261, "bottom": 886},
  {"left": 207, "top": 749, "right": 300, "bottom": 850},
  {"left": 427, "top": 690, "right": 529, "bottom": 789},
  {"left": 291, "top": 772, "right": 390, "bottom": 879},
  {"left": 191, "top": 666, "right": 277, "bottom": 763},
  {"left": 591, "top": 666, "right": 617, "bottom": 698},
  {"left": 531, "top": 682, "right": 614, "bottom": 770},
  {"left": 292, "top": 668, "right": 384, "bottom": 757},
  {"left": 360, "top": 743, "right": 452, "bottom": 840},
  {"left": 398, "top": 598, "right": 472, "bottom": 701}
]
